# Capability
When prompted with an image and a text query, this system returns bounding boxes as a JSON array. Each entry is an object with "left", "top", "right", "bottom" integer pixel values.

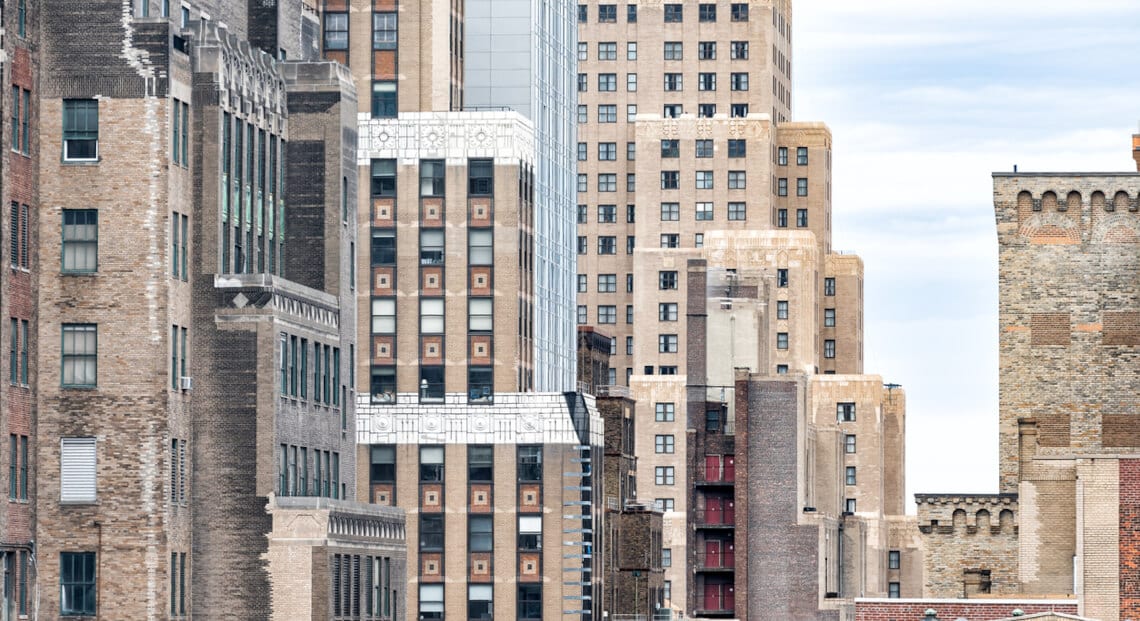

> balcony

[
  {"left": 694, "top": 459, "right": 735, "bottom": 487},
  {"left": 694, "top": 549, "right": 736, "bottom": 572},
  {"left": 692, "top": 508, "right": 735, "bottom": 529}
]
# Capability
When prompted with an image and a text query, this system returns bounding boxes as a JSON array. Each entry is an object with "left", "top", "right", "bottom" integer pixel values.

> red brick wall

[
  {"left": 855, "top": 600, "right": 1077, "bottom": 621},
  {"left": 1120, "top": 459, "right": 1140, "bottom": 619}
]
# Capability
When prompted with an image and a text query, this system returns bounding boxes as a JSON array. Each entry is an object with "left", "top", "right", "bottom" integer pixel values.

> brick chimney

[{"left": 1133, "top": 131, "right": 1140, "bottom": 171}]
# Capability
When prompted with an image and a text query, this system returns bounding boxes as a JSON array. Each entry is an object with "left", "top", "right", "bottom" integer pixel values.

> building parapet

[
  {"left": 269, "top": 496, "right": 406, "bottom": 545},
  {"left": 357, "top": 110, "right": 536, "bottom": 166},
  {"left": 213, "top": 273, "right": 340, "bottom": 332},
  {"left": 915, "top": 493, "right": 1018, "bottom": 534}
]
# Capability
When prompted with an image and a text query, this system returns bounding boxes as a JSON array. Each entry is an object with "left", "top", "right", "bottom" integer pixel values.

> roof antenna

[{"left": 1013, "top": 164, "right": 1018, "bottom": 173}]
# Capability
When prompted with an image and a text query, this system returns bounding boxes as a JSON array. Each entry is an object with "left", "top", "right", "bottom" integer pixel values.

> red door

[
  {"left": 724, "top": 498, "right": 736, "bottom": 525},
  {"left": 705, "top": 455, "right": 722, "bottom": 482},
  {"left": 705, "top": 539, "right": 722, "bottom": 568},
  {"left": 724, "top": 585, "right": 735, "bottom": 611},
  {"left": 703, "top": 583, "right": 722, "bottom": 611},
  {"left": 706, "top": 496, "right": 723, "bottom": 525},
  {"left": 724, "top": 541, "right": 736, "bottom": 568},
  {"left": 724, "top": 455, "right": 736, "bottom": 482}
]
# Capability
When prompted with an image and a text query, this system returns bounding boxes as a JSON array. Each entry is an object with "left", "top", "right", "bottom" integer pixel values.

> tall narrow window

[
  {"left": 61, "top": 324, "right": 98, "bottom": 387},
  {"left": 373, "top": 12, "right": 397, "bottom": 49},
  {"left": 60, "top": 438, "right": 97, "bottom": 503},
  {"left": 323, "top": 12, "right": 348, "bottom": 50},
  {"left": 60, "top": 552, "right": 98, "bottom": 616},
  {"left": 63, "top": 99, "right": 99, "bottom": 161},
  {"left": 372, "top": 81, "right": 397, "bottom": 118}
]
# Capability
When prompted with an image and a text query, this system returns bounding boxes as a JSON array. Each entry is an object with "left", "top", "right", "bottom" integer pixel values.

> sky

[{"left": 791, "top": 0, "right": 1140, "bottom": 508}]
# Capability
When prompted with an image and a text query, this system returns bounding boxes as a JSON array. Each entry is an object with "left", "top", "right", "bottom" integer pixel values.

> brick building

[
  {"left": 1, "top": 1, "right": 406, "bottom": 619},
  {"left": 909, "top": 135, "right": 1140, "bottom": 621}
]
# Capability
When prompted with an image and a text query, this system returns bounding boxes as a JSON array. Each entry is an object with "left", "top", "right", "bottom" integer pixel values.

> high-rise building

[
  {"left": 1, "top": 1, "right": 407, "bottom": 618},
  {"left": 322, "top": 2, "right": 604, "bottom": 621}
]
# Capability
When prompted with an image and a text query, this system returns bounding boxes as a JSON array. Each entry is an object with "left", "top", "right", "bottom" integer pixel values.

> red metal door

[
  {"left": 703, "top": 583, "right": 721, "bottom": 611},
  {"left": 724, "top": 541, "right": 736, "bottom": 568},
  {"left": 724, "top": 585, "right": 735, "bottom": 611},
  {"left": 705, "top": 539, "right": 721, "bottom": 568},
  {"left": 725, "top": 498, "right": 736, "bottom": 524},
  {"left": 706, "top": 496, "right": 723, "bottom": 524},
  {"left": 724, "top": 455, "right": 736, "bottom": 482},
  {"left": 705, "top": 455, "right": 722, "bottom": 481}
]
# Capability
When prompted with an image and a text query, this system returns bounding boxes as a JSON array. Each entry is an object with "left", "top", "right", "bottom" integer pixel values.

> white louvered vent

[{"left": 60, "top": 438, "right": 97, "bottom": 503}]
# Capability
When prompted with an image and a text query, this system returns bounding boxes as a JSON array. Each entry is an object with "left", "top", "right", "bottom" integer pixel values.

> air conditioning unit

[
  {"left": 720, "top": 299, "right": 733, "bottom": 310},
  {"left": 180, "top": 376, "right": 193, "bottom": 391}
]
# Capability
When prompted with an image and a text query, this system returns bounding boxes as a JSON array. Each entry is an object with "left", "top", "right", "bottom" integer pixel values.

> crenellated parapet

[
  {"left": 916, "top": 493, "right": 1018, "bottom": 535},
  {"left": 915, "top": 493, "right": 1021, "bottom": 597}
]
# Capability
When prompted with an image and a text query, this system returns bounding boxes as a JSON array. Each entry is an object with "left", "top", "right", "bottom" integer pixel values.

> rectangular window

[
  {"left": 825, "top": 277, "right": 836, "bottom": 296},
  {"left": 577, "top": 174, "right": 588, "bottom": 193},
  {"left": 778, "top": 147, "right": 788, "bottom": 166},
  {"left": 578, "top": 105, "right": 587, "bottom": 124},
  {"left": 419, "top": 446, "right": 444, "bottom": 483},
  {"left": 519, "top": 516, "right": 542, "bottom": 551},
  {"left": 419, "top": 160, "right": 445, "bottom": 196},
  {"left": 468, "top": 298, "right": 493, "bottom": 332},
  {"left": 655, "top": 402, "right": 675, "bottom": 422},
  {"left": 577, "top": 204, "right": 588, "bottom": 224},
  {"left": 658, "top": 303, "right": 678, "bottom": 322},
  {"left": 697, "top": 103, "right": 716, "bottom": 118},
  {"left": 695, "top": 139, "right": 714, "bottom": 158},
  {"left": 659, "top": 202, "right": 680, "bottom": 221},
  {"left": 598, "top": 174, "right": 617, "bottom": 192},
  {"left": 370, "top": 445, "right": 396, "bottom": 484},
  {"left": 577, "top": 4, "right": 587, "bottom": 22},
  {"left": 658, "top": 334, "right": 678, "bottom": 353},
  {"left": 7, "top": 435, "right": 16, "bottom": 499},
  {"left": 61, "top": 324, "right": 97, "bottom": 387},
  {"left": 469, "top": 515, "right": 493, "bottom": 552},
  {"left": 468, "top": 445, "right": 493, "bottom": 482},
  {"left": 655, "top": 466, "right": 675, "bottom": 485},
  {"left": 518, "top": 445, "right": 543, "bottom": 481},
  {"left": 888, "top": 550, "right": 901, "bottom": 570},
  {"left": 889, "top": 582, "right": 901, "bottom": 598},
  {"left": 60, "top": 552, "right": 97, "bottom": 616},
  {"left": 731, "top": 2, "right": 749, "bottom": 20},
  {"left": 655, "top": 434, "right": 674, "bottom": 454},
  {"left": 626, "top": 236, "right": 635, "bottom": 254},
  {"left": 577, "top": 237, "right": 587, "bottom": 256},
  {"left": 662, "top": 548, "right": 672, "bottom": 567},
  {"left": 731, "top": 103, "right": 749, "bottom": 117},
  {"left": 598, "top": 4, "right": 617, "bottom": 22},
  {"left": 598, "top": 236, "right": 617, "bottom": 255},
  {"left": 846, "top": 498, "right": 857, "bottom": 513},
  {"left": 696, "top": 171, "right": 714, "bottom": 189},
  {"left": 797, "top": 146, "right": 809, "bottom": 165},
  {"left": 695, "top": 202, "right": 713, "bottom": 221},
  {"left": 577, "top": 42, "right": 588, "bottom": 61},
  {"left": 699, "top": 3, "right": 716, "bottom": 21},
  {"left": 698, "top": 73, "right": 716, "bottom": 91},
  {"left": 597, "top": 274, "right": 617, "bottom": 293},
  {"left": 419, "top": 515, "right": 444, "bottom": 551},
  {"left": 61, "top": 437, "right": 97, "bottom": 503},
  {"left": 598, "top": 305, "right": 617, "bottom": 324},
  {"left": 777, "top": 268, "right": 789, "bottom": 287},
  {"left": 728, "top": 202, "right": 746, "bottom": 221},
  {"left": 468, "top": 229, "right": 493, "bottom": 265},
  {"left": 776, "top": 332, "right": 789, "bottom": 350},
  {"left": 663, "top": 73, "right": 683, "bottom": 91},
  {"left": 777, "top": 208, "right": 788, "bottom": 227},
  {"left": 664, "top": 4, "right": 682, "bottom": 22},
  {"left": 17, "top": 320, "right": 26, "bottom": 386},
  {"left": 824, "top": 339, "right": 836, "bottom": 359},
  {"left": 845, "top": 434, "right": 856, "bottom": 453},
  {"left": 598, "top": 143, "right": 617, "bottom": 161},
  {"left": 797, "top": 208, "right": 808, "bottom": 227},
  {"left": 728, "top": 171, "right": 747, "bottom": 189},
  {"left": 598, "top": 73, "right": 617, "bottom": 91},
  {"left": 518, "top": 585, "right": 542, "bottom": 621},
  {"left": 420, "top": 298, "right": 444, "bottom": 334},
  {"left": 370, "top": 366, "right": 396, "bottom": 404},
  {"left": 660, "top": 139, "right": 680, "bottom": 158},
  {"left": 797, "top": 178, "right": 809, "bottom": 196},
  {"left": 371, "top": 298, "right": 396, "bottom": 334},
  {"left": 663, "top": 42, "right": 682, "bottom": 60},
  {"left": 698, "top": 41, "right": 716, "bottom": 60},
  {"left": 731, "top": 73, "right": 749, "bottom": 91},
  {"left": 838, "top": 402, "right": 856, "bottom": 422},
  {"left": 659, "top": 271, "right": 677, "bottom": 290},
  {"left": 323, "top": 12, "right": 348, "bottom": 50},
  {"left": 695, "top": 233, "right": 704, "bottom": 248},
  {"left": 660, "top": 172, "right": 679, "bottom": 191},
  {"left": 777, "top": 178, "right": 788, "bottom": 196},
  {"left": 598, "top": 42, "right": 617, "bottom": 60},
  {"left": 370, "top": 159, "right": 396, "bottom": 197},
  {"left": 577, "top": 274, "right": 587, "bottom": 293},
  {"left": 627, "top": 104, "right": 639, "bottom": 122},
  {"left": 373, "top": 11, "right": 397, "bottom": 49},
  {"left": 656, "top": 498, "right": 674, "bottom": 512},
  {"left": 577, "top": 73, "right": 588, "bottom": 93},
  {"left": 627, "top": 142, "right": 637, "bottom": 161},
  {"left": 625, "top": 336, "right": 633, "bottom": 355},
  {"left": 627, "top": 4, "right": 637, "bottom": 22},
  {"left": 468, "top": 159, "right": 493, "bottom": 196},
  {"left": 824, "top": 309, "right": 836, "bottom": 327},
  {"left": 17, "top": 0, "right": 27, "bottom": 36},
  {"left": 660, "top": 234, "right": 679, "bottom": 248},
  {"left": 663, "top": 104, "right": 682, "bottom": 118},
  {"left": 731, "top": 41, "right": 749, "bottom": 60},
  {"left": 846, "top": 466, "right": 856, "bottom": 485},
  {"left": 777, "top": 301, "right": 788, "bottom": 320},
  {"left": 420, "top": 229, "right": 444, "bottom": 265},
  {"left": 626, "top": 305, "right": 634, "bottom": 324},
  {"left": 63, "top": 99, "right": 99, "bottom": 161}
]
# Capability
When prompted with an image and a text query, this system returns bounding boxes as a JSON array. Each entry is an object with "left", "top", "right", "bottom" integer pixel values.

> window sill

[
  {"left": 61, "top": 271, "right": 98, "bottom": 277},
  {"left": 61, "top": 158, "right": 101, "bottom": 166},
  {"left": 60, "top": 500, "right": 99, "bottom": 506},
  {"left": 61, "top": 385, "right": 98, "bottom": 391},
  {"left": 9, "top": 266, "right": 29, "bottom": 273}
]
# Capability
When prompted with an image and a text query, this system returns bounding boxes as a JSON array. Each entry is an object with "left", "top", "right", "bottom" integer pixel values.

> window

[
  {"left": 797, "top": 146, "right": 809, "bottom": 165},
  {"left": 658, "top": 334, "right": 678, "bottom": 353},
  {"left": 824, "top": 309, "right": 836, "bottom": 327},
  {"left": 370, "top": 366, "right": 396, "bottom": 404},
  {"left": 697, "top": 2, "right": 717, "bottom": 21},
  {"left": 662, "top": 548, "right": 672, "bottom": 567},
  {"left": 660, "top": 234, "right": 679, "bottom": 248},
  {"left": 776, "top": 364, "right": 788, "bottom": 374},
  {"left": 577, "top": 305, "right": 587, "bottom": 324},
  {"left": 660, "top": 139, "right": 680, "bottom": 158},
  {"left": 373, "top": 11, "right": 397, "bottom": 49},
  {"left": 728, "top": 202, "right": 746, "bottom": 221},
  {"left": 845, "top": 434, "right": 856, "bottom": 453},
  {"left": 889, "top": 550, "right": 901, "bottom": 570},
  {"left": 577, "top": 42, "right": 588, "bottom": 61},
  {"left": 598, "top": 73, "right": 617, "bottom": 91},
  {"left": 655, "top": 434, "right": 674, "bottom": 453},
  {"left": 598, "top": 305, "right": 617, "bottom": 324},
  {"left": 838, "top": 402, "right": 856, "bottom": 422},
  {"left": 17, "top": 0, "right": 27, "bottom": 36},
  {"left": 695, "top": 202, "right": 713, "bottom": 221},
  {"left": 698, "top": 104, "right": 716, "bottom": 118},
  {"left": 698, "top": 41, "right": 716, "bottom": 60},
  {"left": 468, "top": 159, "right": 493, "bottom": 195},
  {"left": 469, "top": 515, "right": 493, "bottom": 552},
  {"left": 421, "top": 583, "right": 444, "bottom": 621},
  {"left": 519, "top": 445, "right": 542, "bottom": 481},
  {"left": 61, "top": 209, "right": 98, "bottom": 273},
  {"left": 323, "top": 12, "right": 348, "bottom": 50},
  {"left": 369, "top": 81, "right": 396, "bottom": 118},
  {"left": 663, "top": 73, "right": 683, "bottom": 91},
  {"left": 519, "top": 516, "right": 542, "bottom": 551},
  {"left": 659, "top": 271, "right": 677, "bottom": 290},
  {"left": 731, "top": 3, "right": 749, "bottom": 20},
  {"left": 627, "top": 4, "right": 637, "bottom": 22},
  {"left": 576, "top": 274, "right": 587, "bottom": 293},
  {"left": 369, "top": 445, "right": 396, "bottom": 485},
  {"left": 420, "top": 298, "right": 444, "bottom": 334},
  {"left": 627, "top": 104, "right": 639, "bottom": 122},
  {"left": 598, "top": 236, "right": 617, "bottom": 255},
  {"left": 577, "top": 4, "right": 588, "bottom": 21},
  {"left": 656, "top": 498, "right": 674, "bottom": 512},
  {"left": 797, "top": 208, "right": 808, "bottom": 227},
  {"left": 10, "top": 86, "right": 19, "bottom": 152},
  {"left": 420, "top": 514, "right": 445, "bottom": 552},
  {"left": 597, "top": 205, "right": 617, "bottom": 224},
  {"left": 627, "top": 142, "right": 637, "bottom": 161},
  {"left": 577, "top": 174, "right": 588, "bottom": 193},
  {"left": 695, "top": 233, "right": 704, "bottom": 247},
  {"left": 845, "top": 498, "right": 856, "bottom": 514},
  {"left": 797, "top": 178, "right": 808, "bottom": 196},
  {"left": 598, "top": 142, "right": 617, "bottom": 161},
  {"left": 659, "top": 303, "right": 678, "bottom": 322},
  {"left": 777, "top": 178, "right": 788, "bottom": 196},
  {"left": 626, "top": 236, "right": 635, "bottom": 255},
  {"left": 598, "top": 42, "right": 617, "bottom": 60},
  {"left": 576, "top": 143, "right": 588, "bottom": 162},
  {"left": 655, "top": 402, "right": 675, "bottom": 422},
  {"left": 518, "top": 585, "right": 542, "bottom": 621},
  {"left": 777, "top": 268, "right": 789, "bottom": 287},
  {"left": 698, "top": 73, "right": 716, "bottom": 91},
  {"left": 626, "top": 305, "right": 634, "bottom": 324},
  {"left": 846, "top": 466, "right": 856, "bottom": 486},
  {"left": 598, "top": 105, "right": 617, "bottom": 123},
  {"left": 777, "top": 301, "right": 788, "bottom": 320},
  {"left": 728, "top": 171, "right": 746, "bottom": 189},
  {"left": 598, "top": 3, "right": 617, "bottom": 21},
  {"left": 824, "top": 340, "right": 836, "bottom": 359},
  {"left": 655, "top": 466, "right": 675, "bottom": 485},
  {"left": 63, "top": 99, "right": 99, "bottom": 161},
  {"left": 695, "top": 140, "right": 714, "bottom": 158},
  {"left": 660, "top": 172, "right": 679, "bottom": 190},
  {"left": 62, "top": 324, "right": 97, "bottom": 387},
  {"left": 731, "top": 73, "right": 749, "bottom": 91},
  {"left": 776, "top": 332, "right": 789, "bottom": 350},
  {"left": 778, "top": 146, "right": 789, "bottom": 166},
  {"left": 663, "top": 104, "right": 682, "bottom": 118},
  {"left": 696, "top": 171, "right": 714, "bottom": 189},
  {"left": 11, "top": 87, "right": 30, "bottom": 156},
  {"left": 627, "top": 42, "right": 638, "bottom": 59},
  {"left": 469, "top": 229, "right": 493, "bottom": 265},
  {"left": 420, "top": 160, "right": 445, "bottom": 196},
  {"left": 60, "top": 552, "right": 97, "bottom": 616},
  {"left": 171, "top": 212, "right": 188, "bottom": 280},
  {"left": 731, "top": 41, "right": 749, "bottom": 59},
  {"left": 777, "top": 209, "right": 788, "bottom": 227},
  {"left": 370, "top": 230, "right": 396, "bottom": 267},
  {"left": 9, "top": 319, "right": 27, "bottom": 386},
  {"left": 420, "top": 229, "right": 444, "bottom": 265},
  {"left": 889, "top": 582, "right": 901, "bottom": 598},
  {"left": 370, "top": 159, "right": 396, "bottom": 196},
  {"left": 625, "top": 336, "right": 633, "bottom": 355},
  {"left": 578, "top": 105, "right": 587, "bottom": 124},
  {"left": 468, "top": 298, "right": 493, "bottom": 332},
  {"left": 597, "top": 274, "right": 617, "bottom": 293},
  {"left": 730, "top": 104, "right": 748, "bottom": 117},
  {"left": 418, "top": 446, "right": 444, "bottom": 483},
  {"left": 61, "top": 437, "right": 97, "bottom": 503}
]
